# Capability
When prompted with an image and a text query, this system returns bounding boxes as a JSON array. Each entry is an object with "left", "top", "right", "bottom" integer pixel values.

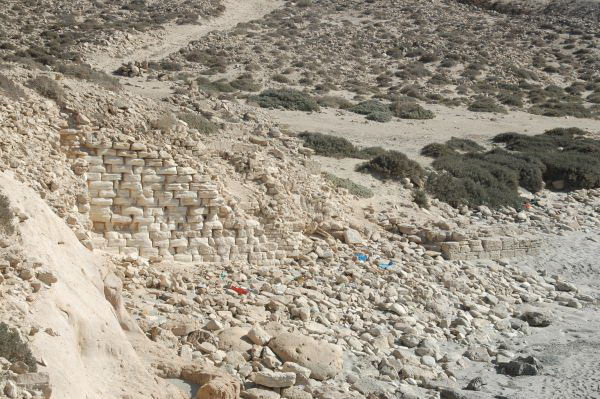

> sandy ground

[
  {"left": 86, "top": 0, "right": 282, "bottom": 98},
  {"left": 454, "top": 231, "right": 600, "bottom": 399},
  {"left": 269, "top": 105, "right": 600, "bottom": 164}
]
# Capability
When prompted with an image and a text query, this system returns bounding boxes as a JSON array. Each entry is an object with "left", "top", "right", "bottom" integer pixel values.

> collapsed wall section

[{"left": 63, "top": 130, "right": 284, "bottom": 264}]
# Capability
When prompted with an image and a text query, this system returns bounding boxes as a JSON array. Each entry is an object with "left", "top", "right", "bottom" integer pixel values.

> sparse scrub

[
  {"left": 0, "top": 322, "right": 37, "bottom": 372},
  {"left": 468, "top": 96, "right": 507, "bottom": 113},
  {"left": 413, "top": 189, "right": 430, "bottom": 209},
  {"left": 0, "top": 73, "right": 26, "bottom": 100},
  {"left": 357, "top": 151, "right": 425, "bottom": 183},
  {"left": 0, "top": 193, "right": 15, "bottom": 235},
  {"left": 178, "top": 112, "right": 218, "bottom": 134},
  {"left": 390, "top": 101, "right": 435, "bottom": 119},
  {"left": 317, "top": 95, "right": 353, "bottom": 109},
  {"left": 56, "top": 62, "right": 120, "bottom": 91},
  {"left": 298, "top": 132, "right": 358, "bottom": 158},
  {"left": 251, "top": 89, "right": 320, "bottom": 111},
  {"left": 323, "top": 173, "right": 374, "bottom": 198},
  {"left": 27, "top": 75, "right": 65, "bottom": 105},
  {"left": 446, "top": 137, "right": 485, "bottom": 152},
  {"left": 349, "top": 100, "right": 393, "bottom": 122},
  {"left": 421, "top": 143, "right": 457, "bottom": 158}
]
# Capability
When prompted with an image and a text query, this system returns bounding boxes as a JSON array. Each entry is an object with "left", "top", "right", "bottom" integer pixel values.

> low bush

[
  {"left": 178, "top": 112, "right": 218, "bottom": 134},
  {"left": 427, "top": 171, "right": 523, "bottom": 209},
  {"left": 468, "top": 96, "right": 507, "bottom": 113},
  {"left": 251, "top": 89, "right": 320, "bottom": 111},
  {"left": 490, "top": 128, "right": 600, "bottom": 190},
  {"left": 357, "top": 150, "right": 425, "bottom": 183},
  {"left": 0, "top": 74, "right": 26, "bottom": 100},
  {"left": 0, "top": 322, "right": 37, "bottom": 372},
  {"left": 196, "top": 77, "right": 235, "bottom": 93},
  {"left": 56, "top": 62, "right": 120, "bottom": 91},
  {"left": 421, "top": 143, "right": 457, "bottom": 158},
  {"left": 390, "top": 101, "right": 435, "bottom": 119},
  {"left": 317, "top": 95, "right": 353, "bottom": 109},
  {"left": 349, "top": 100, "right": 393, "bottom": 122},
  {"left": 413, "top": 189, "right": 430, "bottom": 209},
  {"left": 529, "top": 100, "right": 594, "bottom": 118},
  {"left": 446, "top": 137, "right": 485, "bottom": 152},
  {"left": 366, "top": 110, "right": 392, "bottom": 122},
  {"left": 298, "top": 132, "right": 357, "bottom": 158},
  {"left": 229, "top": 75, "right": 261, "bottom": 92},
  {"left": 27, "top": 76, "right": 65, "bottom": 105},
  {"left": 0, "top": 193, "right": 14, "bottom": 235},
  {"left": 323, "top": 173, "right": 374, "bottom": 198}
]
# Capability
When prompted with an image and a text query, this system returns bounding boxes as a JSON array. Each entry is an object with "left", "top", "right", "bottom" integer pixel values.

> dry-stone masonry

[
  {"left": 63, "top": 130, "right": 283, "bottom": 263},
  {"left": 440, "top": 237, "right": 542, "bottom": 260}
]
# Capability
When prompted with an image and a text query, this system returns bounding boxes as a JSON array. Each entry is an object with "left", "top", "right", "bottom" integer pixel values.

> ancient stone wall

[
  {"left": 63, "top": 130, "right": 285, "bottom": 264},
  {"left": 440, "top": 237, "right": 542, "bottom": 260}
]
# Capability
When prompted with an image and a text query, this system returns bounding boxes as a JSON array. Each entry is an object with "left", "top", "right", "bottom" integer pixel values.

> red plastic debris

[{"left": 229, "top": 285, "right": 249, "bottom": 295}]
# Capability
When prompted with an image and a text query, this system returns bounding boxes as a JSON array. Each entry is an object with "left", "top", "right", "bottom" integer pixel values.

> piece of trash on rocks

[
  {"left": 229, "top": 285, "right": 249, "bottom": 295},
  {"left": 219, "top": 271, "right": 227, "bottom": 280},
  {"left": 354, "top": 253, "right": 368, "bottom": 263},
  {"left": 378, "top": 261, "right": 394, "bottom": 270}
]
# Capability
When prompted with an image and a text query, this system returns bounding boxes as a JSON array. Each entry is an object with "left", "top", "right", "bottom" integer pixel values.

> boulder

[
  {"left": 268, "top": 333, "right": 343, "bottom": 381},
  {"left": 253, "top": 370, "right": 296, "bottom": 388},
  {"left": 521, "top": 310, "right": 552, "bottom": 327},
  {"left": 218, "top": 327, "right": 253, "bottom": 353},
  {"left": 182, "top": 365, "right": 240, "bottom": 399},
  {"left": 343, "top": 229, "right": 363, "bottom": 245},
  {"left": 247, "top": 325, "right": 272, "bottom": 346}
]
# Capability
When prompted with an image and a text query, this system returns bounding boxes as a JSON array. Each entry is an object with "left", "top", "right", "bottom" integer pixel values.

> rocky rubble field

[{"left": 0, "top": 0, "right": 599, "bottom": 398}]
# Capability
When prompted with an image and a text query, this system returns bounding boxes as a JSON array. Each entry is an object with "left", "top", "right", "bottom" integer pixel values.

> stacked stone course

[
  {"left": 71, "top": 134, "right": 283, "bottom": 264},
  {"left": 440, "top": 237, "right": 542, "bottom": 260}
]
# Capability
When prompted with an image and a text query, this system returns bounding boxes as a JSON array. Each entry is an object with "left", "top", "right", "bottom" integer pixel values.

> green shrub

[
  {"left": 349, "top": 100, "right": 393, "bottom": 122},
  {"left": 491, "top": 128, "right": 600, "bottom": 190},
  {"left": 0, "top": 74, "right": 26, "bottom": 100},
  {"left": 427, "top": 171, "right": 523, "bottom": 209},
  {"left": 0, "top": 322, "right": 37, "bottom": 372},
  {"left": 446, "top": 137, "right": 485, "bottom": 152},
  {"left": 56, "top": 62, "right": 120, "bottom": 91},
  {"left": 349, "top": 100, "right": 389, "bottom": 115},
  {"left": 366, "top": 110, "right": 392, "bottom": 122},
  {"left": 357, "top": 151, "right": 425, "bottom": 182},
  {"left": 0, "top": 193, "right": 14, "bottom": 235},
  {"left": 390, "top": 101, "right": 435, "bottom": 119},
  {"left": 298, "top": 132, "right": 358, "bottom": 158},
  {"left": 230, "top": 75, "right": 261, "bottom": 92},
  {"left": 27, "top": 76, "right": 65, "bottom": 105},
  {"left": 178, "top": 112, "right": 218, "bottom": 134},
  {"left": 413, "top": 189, "right": 430, "bottom": 209},
  {"left": 529, "top": 100, "right": 593, "bottom": 118},
  {"left": 196, "top": 77, "right": 235, "bottom": 93},
  {"left": 251, "top": 89, "right": 320, "bottom": 111},
  {"left": 468, "top": 96, "right": 507, "bottom": 113},
  {"left": 317, "top": 96, "right": 353, "bottom": 109},
  {"left": 323, "top": 173, "right": 374, "bottom": 198},
  {"left": 421, "top": 143, "right": 457, "bottom": 158}
]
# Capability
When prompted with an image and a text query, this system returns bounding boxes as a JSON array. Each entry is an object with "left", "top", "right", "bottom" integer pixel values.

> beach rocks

[
  {"left": 268, "top": 333, "right": 343, "bottom": 380},
  {"left": 498, "top": 356, "right": 543, "bottom": 376},
  {"left": 521, "top": 309, "right": 552, "bottom": 327},
  {"left": 253, "top": 370, "right": 296, "bottom": 388}
]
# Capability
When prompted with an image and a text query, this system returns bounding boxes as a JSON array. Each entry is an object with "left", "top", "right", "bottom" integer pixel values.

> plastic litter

[
  {"left": 354, "top": 253, "right": 368, "bottom": 263},
  {"left": 219, "top": 271, "right": 227, "bottom": 280},
  {"left": 229, "top": 285, "right": 249, "bottom": 295},
  {"left": 378, "top": 261, "right": 394, "bottom": 270}
]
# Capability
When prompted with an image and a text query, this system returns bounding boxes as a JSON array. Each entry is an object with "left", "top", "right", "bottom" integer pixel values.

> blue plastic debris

[
  {"left": 378, "top": 261, "right": 394, "bottom": 270},
  {"left": 354, "top": 253, "right": 368, "bottom": 263}
]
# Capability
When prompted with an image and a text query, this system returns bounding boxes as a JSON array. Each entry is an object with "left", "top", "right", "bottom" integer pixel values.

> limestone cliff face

[{"left": 0, "top": 172, "right": 185, "bottom": 399}]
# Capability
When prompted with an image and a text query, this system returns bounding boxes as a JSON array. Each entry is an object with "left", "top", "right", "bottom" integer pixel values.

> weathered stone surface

[
  {"left": 218, "top": 327, "right": 253, "bottom": 353},
  {"left": 521, "top": 310, "right": 552, "bottom": 327},
  {"left": 247, "top": 325, "right": 272, "bottom": 346},
  {"left": 196, "top": 376, "right": 240, "bottom": 399},
  {"left": 268, "top": 333, "right": 343, "bottom": 381},
  {"left": 253, "top": 370, "right": 296, "bottom": 388}
]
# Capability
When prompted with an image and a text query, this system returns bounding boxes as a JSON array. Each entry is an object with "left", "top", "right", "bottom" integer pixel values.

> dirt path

[{"left": 87, "top": 0, "right": 282, "bottom": 74}]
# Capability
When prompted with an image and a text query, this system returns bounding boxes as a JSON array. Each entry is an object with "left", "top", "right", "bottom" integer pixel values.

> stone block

[{"left": 104, "top": 155, "right": 124, "bottom": 165}]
